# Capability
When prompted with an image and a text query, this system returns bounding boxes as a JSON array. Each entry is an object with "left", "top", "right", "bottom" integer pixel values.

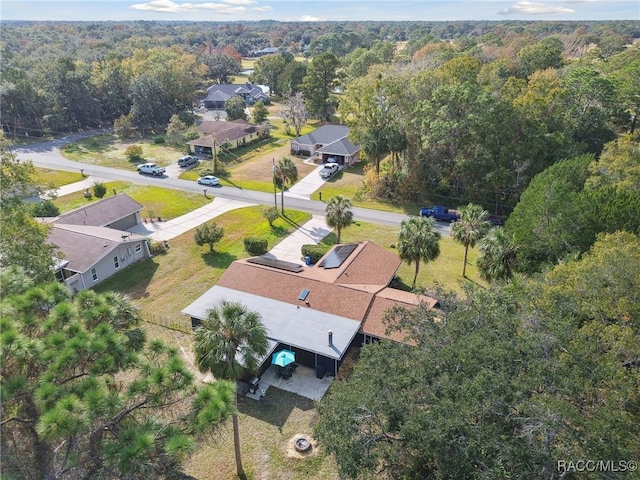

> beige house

[{"left": 187, "top": 119, "right": 266, "bottom": 157}]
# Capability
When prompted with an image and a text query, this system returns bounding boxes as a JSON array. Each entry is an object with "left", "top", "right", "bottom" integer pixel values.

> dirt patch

[{"left": 286, "top": 433, "right": 319, "bottom": 459}]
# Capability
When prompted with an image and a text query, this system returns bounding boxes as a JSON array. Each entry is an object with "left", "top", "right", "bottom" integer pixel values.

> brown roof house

[
  {"left": 187, "top": 119, "right": 266, "bottom": 157},
  {"left": 182, "top": 241, "right": 438, "bottom": 378},
  {"left": 290, "top": 124, "right": 360, "bottom": 167},
  {"left": 48, "top": 194, "right": 151, "bottom": 291}
]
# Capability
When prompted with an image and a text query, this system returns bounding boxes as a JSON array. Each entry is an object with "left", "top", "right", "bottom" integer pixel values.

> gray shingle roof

[
  {"left": 53, "top": 194, "right": 143, "bottom": 227},
  {"left": 293, "top": 125, "right": 350, "bottom": 147},
  {"left": 48, "top": 224, "right": 146, "bottom": 273},
  {"left": 317, "top": 137, "right": 360, "bottom": 157},
  {"left": 204, "top": 83, "right": 268, "bottom": 102}
]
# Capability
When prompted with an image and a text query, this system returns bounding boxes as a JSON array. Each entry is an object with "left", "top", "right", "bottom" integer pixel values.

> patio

[{"left": 244, "top": 365, "right": 333, "bottom": 402}]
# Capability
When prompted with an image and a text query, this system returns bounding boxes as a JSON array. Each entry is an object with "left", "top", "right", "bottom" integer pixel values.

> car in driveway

[
  {"left": 197, "top": 175, "right": 220, "bottom": 186},
  {"left": 178, "top": 155, "right": 199, "bottom": 167},
  {"left": 319, "top": 163, "right": 339, "bottom": 179}
]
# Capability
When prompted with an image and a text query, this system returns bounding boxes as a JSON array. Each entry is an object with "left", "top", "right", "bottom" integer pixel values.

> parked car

[
  {"left": 178, "top": 155, "right": 198, "bottom": 167},
  {"left": 137, "top": 163, "right": 166, "bottom": 176},
  {"left": 319, "top": 163, "right": 339, "bottom": 179},
  {"left": 419, "top": 206, "right": 460, "bottom": 222},
  {"left": 488, "top": 215, "right": 504, "bottom": 226},
  {"left": 197, "top": 175, "right": 220, "bottom": 186}
]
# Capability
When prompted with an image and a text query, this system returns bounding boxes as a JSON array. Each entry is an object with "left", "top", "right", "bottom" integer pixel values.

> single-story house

[
  {"left": 290, "top": 124, "right": 360, "bottom": 166},
  {"left": 182, "top": 241, "right": 438, "bottom": 377},
  {"left": 48, "top": 194, "right": 151, "bottom": 291},
  {"left": 250, "top": 47, "right": 279, "bottom": 57},
  {"left": 201, "top": 82, "right": 269, "bottom": 110},
  {"left": 187, "top": 119, "right": 266, "bottom": 157}
]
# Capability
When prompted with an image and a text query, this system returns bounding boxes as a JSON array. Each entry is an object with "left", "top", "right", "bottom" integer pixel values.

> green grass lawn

[
  {"left": 34, "top": 168, "right": 85, "bottom": 188},
  {"left": 54, "top": 181, "right": 210, "bottom": 219},
  {"left": 94, "top": 206, "right": 311, "bottom": 319}
]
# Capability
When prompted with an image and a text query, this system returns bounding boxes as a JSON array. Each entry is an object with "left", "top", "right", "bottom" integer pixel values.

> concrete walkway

[
  {"left": 127, "top": 197, "right": 255, "bottom": 241},
  {"left": 56, "top": 177, "right": 109, "bottom": 197}
]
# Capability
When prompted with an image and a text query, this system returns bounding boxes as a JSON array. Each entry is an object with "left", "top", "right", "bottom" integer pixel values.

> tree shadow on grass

[
  {"left": 278, "top": 212, "right": 304, "bottom": 230},
  {"left": 269, "top": 225, "right": 287, "bottom": 237},
  {"left": 201, "top": 250, "right": 237, "bottom": 269},
  {"left": 94, "top": 257, "right": 159, "bottom": 298},
  {"left": 237, "top": 387, "right": 315, "bottom": 428}
]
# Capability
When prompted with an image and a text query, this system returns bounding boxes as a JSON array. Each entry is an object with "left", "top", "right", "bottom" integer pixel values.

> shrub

[
  {"left": 125, "top": 145, "right": 144, "bottom": 162},
  {"left": 93, "top": 181, "right": 107, "bottom": 199},
  {"left": 301, "top": 244, "right": 330, "bottom": 264},
  {"left": 149, "top": 240, "right": 169, "bottom": 255},
  {"left": 32, "top": 199, "right": 60, "bottom": 217},
  {"left": 153, "top": 135, "right": 165, "bottom": 144},
  {"left": 244, "top": 237, "right": 268, "bottom": 256},
  {"left": 262, "top": 206, "right": 279, "bottom": 226},
  {"left": 194, "top": 222, "right": 224, "bottom": 253}
]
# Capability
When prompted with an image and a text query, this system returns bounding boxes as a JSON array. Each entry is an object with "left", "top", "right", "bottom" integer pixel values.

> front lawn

[
  {"left": 62, "top": 134, "right": 185, "bottom": 169},
  {"left": 54, "top": 180, "right": 210, "bottom": 219},
  {"left": 34, "top": 168, "right": 84, "bottom": 188},
  {"left": 94, "top": 206, "right": 311, "bottom": 319},
  {"left": 181, "top": 141, "right": 317, "bottom": 194}
]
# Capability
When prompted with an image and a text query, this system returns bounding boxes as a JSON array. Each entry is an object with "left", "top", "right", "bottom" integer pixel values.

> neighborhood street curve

[{"left": 10, "top": 141, "right": 452, "bottom": 236}]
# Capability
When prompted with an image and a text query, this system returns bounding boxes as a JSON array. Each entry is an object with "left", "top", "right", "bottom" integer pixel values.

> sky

[{"left": 2, "top": 0, "right": 639, "bottom": 22}]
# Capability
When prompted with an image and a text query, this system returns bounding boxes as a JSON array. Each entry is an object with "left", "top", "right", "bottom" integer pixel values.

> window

[
  {"left": 135, "top": 244, "right": 142, "bottom": 254},
  {"left": 113, "top": 256, "right": 119, "bottom": 269},
  {"left": 91, "top": 267, "right": 98, "bottom": 282}
]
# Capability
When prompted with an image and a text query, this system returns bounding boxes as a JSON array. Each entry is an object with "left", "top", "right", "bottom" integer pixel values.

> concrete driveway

[{"left": 264, "top": 215, "right": 332, "bottom": 264}]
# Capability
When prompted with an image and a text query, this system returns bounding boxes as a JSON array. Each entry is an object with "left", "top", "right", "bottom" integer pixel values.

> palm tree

[
  {"left": 193, "top": 301, "right": 269, "bottom": 480},
  {"left": 477, "top": 227, "right": 518, "bottom": 282},
  {"left": 451, "top": 203, "right": 490, "bottom": 277},
  {"left": 325, "top": 195, "right": 353, "bottom": 243},
  {"left": 274, "top": 157, "right": 298, "bottom": 214},
  {"left": 397, "top": 216, "right": 441, "bottom": 290}
]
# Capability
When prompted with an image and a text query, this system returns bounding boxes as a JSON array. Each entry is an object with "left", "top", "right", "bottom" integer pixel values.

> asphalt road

[{"left": 10, "top": 132, "right": 452, "bottom": 236}]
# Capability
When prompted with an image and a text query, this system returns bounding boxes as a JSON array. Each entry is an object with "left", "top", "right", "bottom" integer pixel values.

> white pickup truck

[{"left": 137, "top": 162, "right": 166, "bottom": 176}]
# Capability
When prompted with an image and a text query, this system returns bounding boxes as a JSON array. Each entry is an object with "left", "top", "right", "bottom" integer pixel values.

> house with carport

[
  {"left": 46, "top": 194, "right": 151, "bottom": 291},
  {"left": 290, "top": 124, "right": 360, "bottom": 167},
  {"left": 182, "top": 241, "right": 438, "bottom": 379}
]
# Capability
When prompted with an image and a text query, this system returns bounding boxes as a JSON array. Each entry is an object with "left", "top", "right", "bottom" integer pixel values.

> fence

[{"left": 142, "top": 312, "right": 192, "bottom": 334}]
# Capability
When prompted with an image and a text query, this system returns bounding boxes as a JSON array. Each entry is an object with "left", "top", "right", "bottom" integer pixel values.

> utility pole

[
  {"left": 272, "top": 158, "right": 278, "bottom": 209},
  {"left": 213, "top": 138, "right": 217, "bottom": 174}
]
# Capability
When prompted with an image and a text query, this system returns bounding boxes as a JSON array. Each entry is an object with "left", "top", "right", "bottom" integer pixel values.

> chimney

[{"left": 328, "top": 330, "right": 333, "bottom": 346}]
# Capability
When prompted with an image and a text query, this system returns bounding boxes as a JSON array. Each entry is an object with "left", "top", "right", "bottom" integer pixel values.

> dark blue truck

[{"left": 419, "top": 206, "right": 460, "bottom": 222}]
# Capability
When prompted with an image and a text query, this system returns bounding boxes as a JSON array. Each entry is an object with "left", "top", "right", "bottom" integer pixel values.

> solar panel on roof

[
  {"left": 319, "top": 243, "right": 358, "bottom": 269},
  {"left": 246, "top": 256, "right": 304, "bottom": 273},
  {"left": 298, "top": 289, "right": 309, "bottom": 301}
]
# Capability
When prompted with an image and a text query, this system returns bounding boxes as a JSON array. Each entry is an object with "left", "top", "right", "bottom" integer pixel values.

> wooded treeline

[{"left": 2, "top": 20, "right": 638, "bottom": 215}]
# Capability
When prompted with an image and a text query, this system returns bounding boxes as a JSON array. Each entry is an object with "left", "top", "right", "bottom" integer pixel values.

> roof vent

[
  {"left": 298, "top": 289, "right": 309, "bottom": 301},
  {"left": 328, "top": 330, "right": 333, "bottom": 346}
]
